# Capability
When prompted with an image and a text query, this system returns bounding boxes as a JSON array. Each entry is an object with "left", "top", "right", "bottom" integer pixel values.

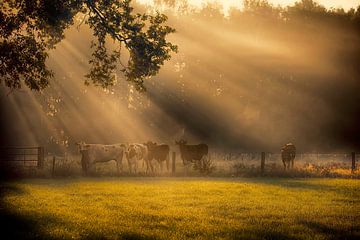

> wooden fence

[{"left": 0, "top": 147, "right": 44, "bottom": 168}]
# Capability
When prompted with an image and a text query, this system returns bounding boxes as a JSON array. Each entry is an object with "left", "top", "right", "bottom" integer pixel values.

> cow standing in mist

[
  {"left": 145, "top": 141, "right": 170, "bottom": 172},
  {"left": 175, "top": 139, "right": 208, "bottom": 167},
  {"left": 76, "top": 142, "right": 126, "bottom": 175},
  {"left": 125, "top": 143, "right": 148, "bottom": 173},
  {"left": 281, "top": 143, "right": 296, "bottom": 169}
]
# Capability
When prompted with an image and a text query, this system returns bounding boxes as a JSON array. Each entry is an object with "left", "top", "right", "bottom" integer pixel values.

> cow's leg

[
  {"left": 146, "top": 158, "right": 153, "bottom": 174},
  {"left": 184, "top": 161, "right": 189, "bottom": 176},
  {"left": 145, "top": 160, "right": 149, "bottom": 174},
  {"left": 127, "top": 159, "right": 132, "bottom": 174},
  {"left": 81, "top": 157, "right": 87, "bottom": 176},
  {"left": 84, "top": 158, "right": 89, "bottom": 176},
  {"left": 291, "top": 158, "right": 294, "bottom": 169},
  {"left": 88, "top": 162, "right": 96, "bottom": 176},
  {"left": 283, "top": 160, "right": 286, "bottom": 170},
  {"left": 166, "top": 154, "right": 170, "bottom": 172},
  {"left": 135, "top": 160, "right": 138, "bottom": 174},
  {"left": 119, "top": 152, "right": 124, "bottom": 174},
  {"left": 81, "top": 156, "right": 86, "bottom": 176},
  {"left": 130, "top": 162, "right": 134, "bottom": 174},
  {"left": 116, "top": 159, "right": 120, "bottom": 176},
  {"left": 160, "top": 161, "right": 163, "bottom": 173},
  {"left": 149, "top": 160, "right": 155, "bottom": 173},
  {"left": 201, "top": 157, "right": 205, "bottom": 171}
]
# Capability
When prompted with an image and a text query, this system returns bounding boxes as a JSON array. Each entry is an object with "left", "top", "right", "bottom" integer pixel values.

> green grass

[{"left": 0, "top": 178, "right": 359, "bottom": 239}]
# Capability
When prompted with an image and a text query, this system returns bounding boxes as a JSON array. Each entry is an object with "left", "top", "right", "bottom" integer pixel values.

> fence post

[
  {"left": 172, "top": 152, "right": 176, "bottom": 175},
  {"left": 37, "top": 147, "right": 44, "bottom": 169},
  {"left": 23, "top": 149, "right": 26, "bottom": 167},
  {"left": 52, "top": 156, "right": 56, "bottom": 177},
  {"left": 261, "top": 152, "right": 265, "bottom": 175},
  {"left": 351, "top": 152, "right": 356, "bottom": 173}
]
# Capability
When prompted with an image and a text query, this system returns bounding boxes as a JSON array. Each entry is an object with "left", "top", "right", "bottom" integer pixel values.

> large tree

[{"left": 0, "top": 0, "right": 177, "bottom": 91}]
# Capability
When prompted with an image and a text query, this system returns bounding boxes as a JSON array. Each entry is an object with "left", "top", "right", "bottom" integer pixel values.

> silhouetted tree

[{"left": 0, "top": 0, "right": 177, "bottom": 91}]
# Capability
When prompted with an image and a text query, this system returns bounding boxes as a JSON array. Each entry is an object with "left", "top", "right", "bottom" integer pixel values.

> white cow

[
  {"left": 125, "top": 143, "right": 148, "bottom": 173},
  {"left": 76, "top": 142, "right": 126, "bottom": 175}
]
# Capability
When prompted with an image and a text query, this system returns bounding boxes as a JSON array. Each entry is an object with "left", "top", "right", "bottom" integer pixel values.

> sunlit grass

[{"left": 1, "top": 178, "right": 359, "bottom": 239}]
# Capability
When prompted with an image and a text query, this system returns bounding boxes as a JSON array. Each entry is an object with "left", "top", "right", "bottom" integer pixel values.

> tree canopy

[{"left": 0, "top": 0, "right": 178, "bottom": 91}]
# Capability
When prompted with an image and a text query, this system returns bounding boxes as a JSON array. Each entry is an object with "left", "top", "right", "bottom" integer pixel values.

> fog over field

[{"left": 1, "top": 0, "right": 360, "bottom": 153}]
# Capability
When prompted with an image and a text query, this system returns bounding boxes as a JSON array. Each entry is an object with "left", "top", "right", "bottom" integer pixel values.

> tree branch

[{"left": 86, "top": 0, "right": 130, "bottom": 43}]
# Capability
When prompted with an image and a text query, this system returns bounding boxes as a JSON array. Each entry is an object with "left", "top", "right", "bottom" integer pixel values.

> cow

[
  {"left": 144, "top": 141, "right": 170, "bottom": 172},
  {"left": 175, "top": 139, "right": 208, "bottom": 166},
  {"left": 76, "top": 142, "right": 126, "bottom": 175},
  {"left": 281, "top": 143, "right": 296, "bottom": 169},
  {"left": 125, "top": 143, "right": 148, "bottom": 174}
]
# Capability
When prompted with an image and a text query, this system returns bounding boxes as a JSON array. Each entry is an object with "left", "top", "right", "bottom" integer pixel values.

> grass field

[{"left": 0, "top": 178, "right": 359, "bottom": 239}]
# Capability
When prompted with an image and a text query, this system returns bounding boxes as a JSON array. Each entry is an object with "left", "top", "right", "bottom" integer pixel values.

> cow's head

[
  {"left": 175, "top": 139, "right": 187, "bottom": 145},
  {"left": 126, "top": 144, "right": 136, "bottom": 159},
  {"left": 119, "top": 143, "right": 128, "bottom": 150},
  {"left": 75, "top": 141, "right": 88, "bottom": 151},
  {"left": 144, "top": 141, "right": 157, "bottom": 150}
]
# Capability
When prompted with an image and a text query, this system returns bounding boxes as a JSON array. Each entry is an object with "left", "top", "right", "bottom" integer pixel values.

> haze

[{"left": 1, "top": 0, "right": 360, "bottom": 154}]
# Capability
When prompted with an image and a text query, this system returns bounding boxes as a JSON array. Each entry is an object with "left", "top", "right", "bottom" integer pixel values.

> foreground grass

[{"left": 0, "top": 178, "right": 359, "bottom": 240}]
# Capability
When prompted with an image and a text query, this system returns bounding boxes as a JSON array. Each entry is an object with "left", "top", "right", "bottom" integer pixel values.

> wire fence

[{"left": 0, "top": 147, "right": 359, "bottom": 178}]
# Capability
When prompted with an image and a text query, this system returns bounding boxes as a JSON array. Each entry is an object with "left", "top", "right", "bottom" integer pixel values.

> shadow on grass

[
  {"left": 0, "top": 184, "right": 45, "bottom": 240},
  {"left": 0, "top": 183, "right": 160, "bottom": 240},
  {"left": 299, "top": 220, "right": 360, "bottom": 240},
  {"left": 0, "top": 209, "right": 44, "bottom": 240}
]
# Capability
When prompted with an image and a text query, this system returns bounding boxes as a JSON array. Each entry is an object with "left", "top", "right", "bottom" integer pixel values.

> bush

[{"left": 193, "top": 156, "right": 216, "bottom": 175}]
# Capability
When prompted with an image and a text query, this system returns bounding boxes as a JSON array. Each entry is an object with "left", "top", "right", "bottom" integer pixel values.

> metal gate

[{"left": 0, "top": 147, "right": 44, "bottom": 168}]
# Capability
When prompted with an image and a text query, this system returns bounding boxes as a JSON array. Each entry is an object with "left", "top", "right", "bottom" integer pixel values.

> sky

[
  {"left": 137, "top": 0, "right": 360, "bottom": 14},
  {"left": 270, "top": 0, "right": 360, "bottom": 9}
]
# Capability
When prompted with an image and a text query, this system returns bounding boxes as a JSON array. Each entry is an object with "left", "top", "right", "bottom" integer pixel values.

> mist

[{"left": 1, "top": 0, "right": 360, "bottom": 154}]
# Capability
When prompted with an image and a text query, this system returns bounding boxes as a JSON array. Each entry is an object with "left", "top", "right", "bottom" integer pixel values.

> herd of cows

[
  {"left": 76, "top": 139, "right": 209, "bottom": 175},
  {"left": 76, "top": 140, "right": 296, "bottom": 175}
]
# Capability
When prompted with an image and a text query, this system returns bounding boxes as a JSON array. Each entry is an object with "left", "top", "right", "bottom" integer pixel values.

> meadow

[{"left": 0, "top": 178, "right": 359, "bottom": 239}]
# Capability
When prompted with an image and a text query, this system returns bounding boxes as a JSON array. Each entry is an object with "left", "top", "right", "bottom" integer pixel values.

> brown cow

[
  {"left": 145, "top": 141, "right": 170, "bottom": 172},
  {"left": 175, "top": 139, "right": 208, "bottom": 166},
  {"left": 281, "top": 143, "right": 296, "bottom": 169}
]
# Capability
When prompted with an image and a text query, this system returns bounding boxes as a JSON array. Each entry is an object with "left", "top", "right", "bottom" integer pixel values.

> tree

[{"left": 0, "top": 0, "right": 177, "bottom": 91}]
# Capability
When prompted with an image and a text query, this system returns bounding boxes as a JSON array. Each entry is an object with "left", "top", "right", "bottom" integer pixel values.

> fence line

[{"left": 0, "top": 148, "right": 357, "bottom": 176}]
